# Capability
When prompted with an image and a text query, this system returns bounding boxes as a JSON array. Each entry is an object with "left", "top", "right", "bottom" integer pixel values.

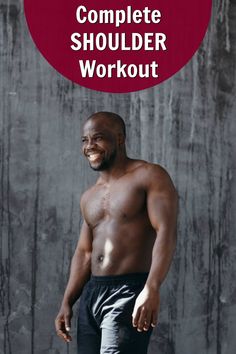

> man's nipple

[{"left": 98, "top": 255, "right": 104, "bottom": 263}]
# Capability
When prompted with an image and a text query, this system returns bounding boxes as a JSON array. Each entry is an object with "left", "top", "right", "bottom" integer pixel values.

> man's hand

[
  {"left": 132, "top": 285, "right": 160, "bottom": 332},
  {"left": 55, "top": 303, "right": 73, "bottom": 342}
]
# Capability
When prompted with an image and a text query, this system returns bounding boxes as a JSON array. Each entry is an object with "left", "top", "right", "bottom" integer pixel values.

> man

[{"left": 55, "top": 111, "right": 178, "bottom": 354}]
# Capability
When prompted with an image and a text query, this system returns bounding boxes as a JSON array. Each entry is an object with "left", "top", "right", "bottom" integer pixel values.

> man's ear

[{"left": 117, "top": 133, "right": 125, "bottom": 145}]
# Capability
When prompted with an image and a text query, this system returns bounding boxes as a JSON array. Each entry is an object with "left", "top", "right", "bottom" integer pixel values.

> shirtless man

[{"left": 55, "top": 112, "right": 178, "bottom": 354}]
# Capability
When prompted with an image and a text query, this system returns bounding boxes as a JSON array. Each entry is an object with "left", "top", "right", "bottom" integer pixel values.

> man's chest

[{"left": 83, "top": 182, "right": 146, "bottom": 227}]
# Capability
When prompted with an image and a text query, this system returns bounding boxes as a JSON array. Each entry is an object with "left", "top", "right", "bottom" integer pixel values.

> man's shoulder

[
  {"left": 130, "top": 160, "right": 176, "bottom": 195},
  {"left": 130, "top": 159, "right": 170, "bottom": 180},
  {"left": 80, "top": 184, "right": 97, "bottom": 207}
]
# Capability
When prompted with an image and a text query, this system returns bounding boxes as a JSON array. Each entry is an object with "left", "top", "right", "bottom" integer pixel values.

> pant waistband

[{"left": 89, "top": 272, "right": 149, "bottom": 286}]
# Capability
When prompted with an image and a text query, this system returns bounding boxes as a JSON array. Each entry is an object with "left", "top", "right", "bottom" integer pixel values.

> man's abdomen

[{"left": 90, "top": 218, "right": 156, "bottom": 276}]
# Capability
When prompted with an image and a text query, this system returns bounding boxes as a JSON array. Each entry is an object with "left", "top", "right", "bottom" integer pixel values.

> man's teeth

[{"left": 88, "top": 153, "right": 101, "bottom": 162}]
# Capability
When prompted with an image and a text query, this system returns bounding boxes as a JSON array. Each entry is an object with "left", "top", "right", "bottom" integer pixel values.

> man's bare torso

[{"left": 82, "top": 160, "right": 157, "bottom": 275}]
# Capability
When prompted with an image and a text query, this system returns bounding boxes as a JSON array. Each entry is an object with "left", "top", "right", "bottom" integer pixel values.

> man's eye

[
  {"left": 95, "top": 136, "right": 103, "bottom": 141},
  {"left": 81, "top": 138, "right": 87, "bottom": 143}
]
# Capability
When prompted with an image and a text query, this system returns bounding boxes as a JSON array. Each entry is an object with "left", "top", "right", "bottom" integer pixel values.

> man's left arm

[{"left": 132, "top": 165, "right": 178, "bottom": 332}]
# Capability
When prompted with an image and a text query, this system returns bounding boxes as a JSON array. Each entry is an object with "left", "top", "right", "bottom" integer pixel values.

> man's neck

[{"left": 98, "top": 155, "right": 131, "bottom": 183}]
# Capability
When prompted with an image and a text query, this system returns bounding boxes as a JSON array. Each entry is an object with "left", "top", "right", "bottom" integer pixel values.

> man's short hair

[{"left": 87, "top": 111, "right": 126, "bottom": 137}]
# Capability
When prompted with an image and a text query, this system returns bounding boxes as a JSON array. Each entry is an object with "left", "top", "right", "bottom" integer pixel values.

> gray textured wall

[{"left": 0, "top": 0, "right": 236, "bottom": 353}]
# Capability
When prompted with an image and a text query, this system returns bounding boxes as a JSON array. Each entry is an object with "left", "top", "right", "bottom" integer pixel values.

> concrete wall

[{"left": 0, "top": 0, "right": 236, "bottom": 353}]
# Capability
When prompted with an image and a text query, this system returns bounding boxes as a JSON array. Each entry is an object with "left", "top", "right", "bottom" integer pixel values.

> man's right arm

[{"left": 55, "top": 219, "right": 92, "bottom": 342}]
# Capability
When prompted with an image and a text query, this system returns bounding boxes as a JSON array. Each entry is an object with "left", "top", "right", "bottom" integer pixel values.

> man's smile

[
  {"left": 86, "top": 151, "right": 104, "bottom": 163},
  {"left": 88, "top": 153, "right": 102, "bottom": 162}
]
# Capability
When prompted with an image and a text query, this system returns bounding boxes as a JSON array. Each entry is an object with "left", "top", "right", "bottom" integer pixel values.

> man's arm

[
  {"left": 55, "top": 218, "right": 92, "bottom": 342},
  {"left": 132, "top": 165, "right": 178, "bottom": 332}
]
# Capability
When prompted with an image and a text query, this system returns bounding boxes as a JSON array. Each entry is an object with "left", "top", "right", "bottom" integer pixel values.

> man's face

[{"left": 82, "top": 118, "right": 118, "bottom": 171}]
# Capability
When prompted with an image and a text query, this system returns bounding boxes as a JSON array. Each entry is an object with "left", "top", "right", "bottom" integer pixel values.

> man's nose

[{"left": 86, "top": 138, "right": 96, "bottom": 149}]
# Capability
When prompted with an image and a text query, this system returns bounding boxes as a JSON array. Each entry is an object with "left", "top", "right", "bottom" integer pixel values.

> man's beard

[{"left": 89, "top": 149, "right": 117, "bottom": 171}]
